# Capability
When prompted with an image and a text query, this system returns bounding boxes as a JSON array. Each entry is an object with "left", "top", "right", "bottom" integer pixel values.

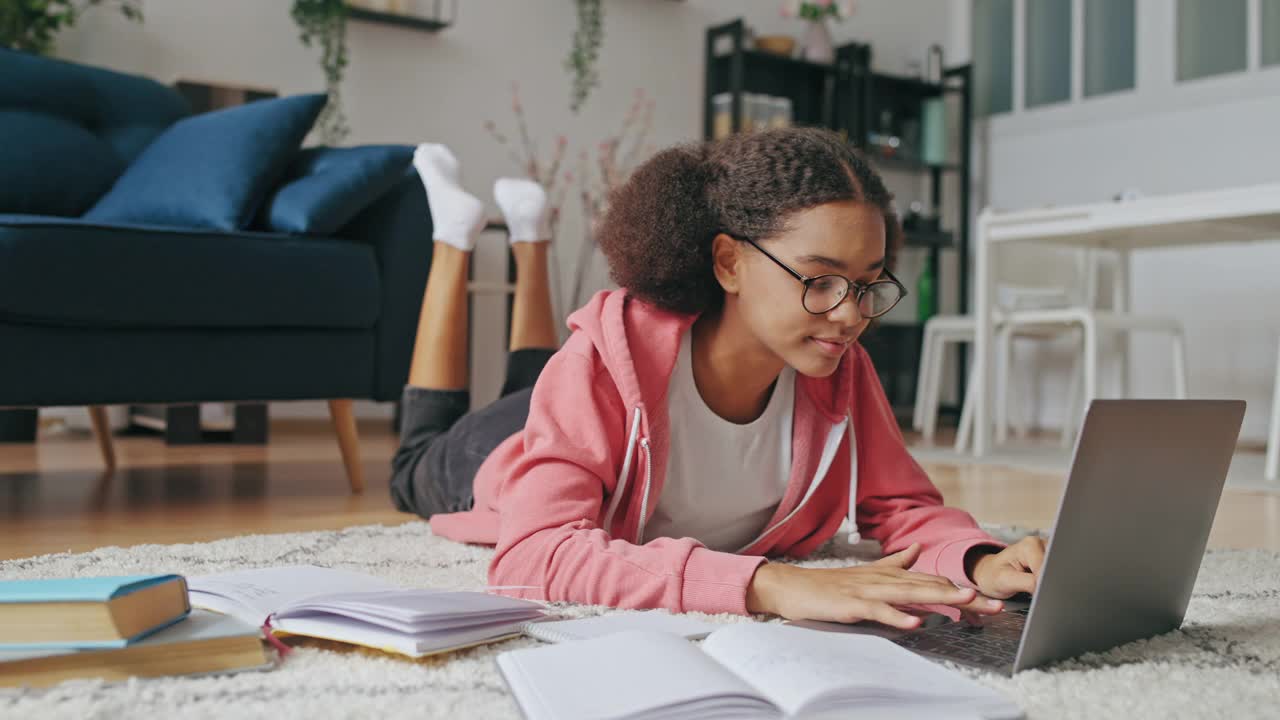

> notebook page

[
  {"left": 187, "top": 566, "right": 400, "bottom": 625},
  {"left": 701, "top": 624, "right": 1018, "bottom": 718},
  {"left": 275, "top": 589, "right": 545, "bottom": 631},
  {"left": 523, "top": 612, "right": 717, "bottom": 643},
  {"left": 495, "top": 630, "right": 778, "bottom": 720},
  {"left": 274, "top": 614, "right": 531, "bottom": 658}
]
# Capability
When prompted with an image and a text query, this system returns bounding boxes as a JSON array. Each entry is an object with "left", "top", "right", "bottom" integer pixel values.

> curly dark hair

[{"left": 596, "top": 126, "right": 902, "bottom": 315}]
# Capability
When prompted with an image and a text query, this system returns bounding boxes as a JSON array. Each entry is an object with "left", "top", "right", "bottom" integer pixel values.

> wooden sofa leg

[
  {"left": 88, "top": 406, "right": 116, "bottom": 472},
  {"left": 327, "top": 399, "right": 365, "bottom": 494}
]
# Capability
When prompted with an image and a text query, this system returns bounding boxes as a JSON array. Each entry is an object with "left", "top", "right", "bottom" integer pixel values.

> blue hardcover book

[
  {"left": 0, "top": 575, "right": 191, "bottom": 649},
  {"left": 0, "top": 609, "right": 274, "bottom": 689}
]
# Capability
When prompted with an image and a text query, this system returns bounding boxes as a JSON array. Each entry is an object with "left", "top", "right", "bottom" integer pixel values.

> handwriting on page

[{"left": 217, "top": 582, "right": 284, "bottom": 600}]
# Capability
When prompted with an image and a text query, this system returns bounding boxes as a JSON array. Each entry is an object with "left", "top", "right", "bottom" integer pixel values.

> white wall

[
  {"left": 48, "top": 0, "right": 957, "bottom": 423},
  {"left": 978, "top": 0, "right": 1280, "bottom": 444}
]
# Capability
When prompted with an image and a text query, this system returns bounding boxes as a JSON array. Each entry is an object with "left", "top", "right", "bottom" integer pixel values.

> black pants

[{"left": 389, "top": 348, "right": 556, "bottom": 519}]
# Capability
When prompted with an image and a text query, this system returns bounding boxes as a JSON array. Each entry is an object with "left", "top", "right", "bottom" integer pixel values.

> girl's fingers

[
  {"left": 871, "top": 543, "right": 921, "bottom": 568},
  {"left": 861, "top": 600, "right": 925, "bottom": 630},
  {"left": 953, "top": 594, "right": 1005, "bottom": 615},
  {"left": 858, "top": 582, "right": 978, "bottom": 607},
  {"left": 1005, "top": 569, "right": 1038, "bottom": 595}
]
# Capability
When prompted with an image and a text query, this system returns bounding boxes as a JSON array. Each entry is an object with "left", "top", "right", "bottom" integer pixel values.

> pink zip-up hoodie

[{"left": 429, "top": 289, "right": 1005, "bottom": 615}]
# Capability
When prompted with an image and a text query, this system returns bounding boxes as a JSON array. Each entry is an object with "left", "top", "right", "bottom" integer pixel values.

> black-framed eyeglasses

[{"left": 740, "top": 236, "right": 908, "bottom": 318}]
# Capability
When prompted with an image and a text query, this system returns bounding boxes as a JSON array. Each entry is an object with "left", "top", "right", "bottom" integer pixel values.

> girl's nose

[{"left": 824, "top": 292, "right": 864, "bottom": 327}]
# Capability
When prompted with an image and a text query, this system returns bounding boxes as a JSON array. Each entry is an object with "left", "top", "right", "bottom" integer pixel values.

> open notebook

[
  {"left": 521, "top": 612, "right": 718, "bottom": 644},
  {"left": 188, "top": 565, "right": 546, "bottom": 658},
  {"left": 497, "top": 623, "right": 1022, "bottom": 720}
]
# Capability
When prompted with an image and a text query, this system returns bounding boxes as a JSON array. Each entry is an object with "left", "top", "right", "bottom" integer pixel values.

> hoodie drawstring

[
  {"left": 846, "top": 414, "right": 861, "bottom": 544},
  {"left": 603, "top": 405, "right": 643, "bottom": 536}
]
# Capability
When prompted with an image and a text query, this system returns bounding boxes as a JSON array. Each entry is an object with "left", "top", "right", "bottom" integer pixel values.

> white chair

[
  {"left": 915, "top": 281, "right": 1082, "bottom": 447},
  {"left": 919, "top": 249, "right": 1188, "bottom": 452},
  {"left": 914, "top": 312, "right": 1080, "bottom": 450},
  {"left": 993, "top": 306, "right": 1187, "bottom": 449},
  {"left": 1266, "top": 335, "right": 1280, "bottom": 482}
]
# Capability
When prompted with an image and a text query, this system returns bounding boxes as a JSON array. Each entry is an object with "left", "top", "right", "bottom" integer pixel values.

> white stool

[
  {"left": 1266, "top": 335, "right": 1280, "bottom": 482},
  {"left": 914, "top": 313, "right": 1041, "bottom": 449},
  {"left": 913, "top": 314, "right": 981, "bottom": 441}
]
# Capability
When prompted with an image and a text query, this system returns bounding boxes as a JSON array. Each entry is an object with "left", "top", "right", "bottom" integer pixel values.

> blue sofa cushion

[
  {"left": 85, "top": 94, "right": 327, "bottom": 231},
  {"left": 0, "top": 110, "right": 124, "bottom": 216},
  {"left": 0, "top": 48, "right": 189, "bottom": 216},
  {"left": 259, "top": 145, "right": 415, "bottom": 235},
  {"left": 0, "top": 215, "right": 379, "bottom": 330}
]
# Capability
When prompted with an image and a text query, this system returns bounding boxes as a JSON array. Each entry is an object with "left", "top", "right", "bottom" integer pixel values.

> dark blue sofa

[{"left": 0, "top": 50, "right": 434, "bottom": 490}]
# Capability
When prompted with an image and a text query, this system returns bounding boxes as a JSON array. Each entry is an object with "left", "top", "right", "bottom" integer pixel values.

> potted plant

[
  {"left": 0, "top": 0, "right": 142, "bottom": 55},
  {"left": 780, "top": 0, "right": 854, "bottom": 64}
]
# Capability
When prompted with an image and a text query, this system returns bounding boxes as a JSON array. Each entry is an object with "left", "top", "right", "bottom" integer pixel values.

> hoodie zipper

[{"left": 634, "top": 437, "right": 653, "bottom": 544}]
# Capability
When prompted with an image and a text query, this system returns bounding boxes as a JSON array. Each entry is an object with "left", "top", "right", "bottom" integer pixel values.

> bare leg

[
  {"left": 407, "top": 243, "right": 472, "bottom": 390},
  {"left": 510, "top": 242, "right": 559, "bottom": 352}
]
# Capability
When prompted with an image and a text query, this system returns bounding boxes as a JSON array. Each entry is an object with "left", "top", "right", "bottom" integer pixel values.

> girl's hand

[
  {"left": 968, "top": 536, "right": 1047, "bottom": 599},
  {"left": 745, "top": 543, "right": 1005, "bottom": 629}
]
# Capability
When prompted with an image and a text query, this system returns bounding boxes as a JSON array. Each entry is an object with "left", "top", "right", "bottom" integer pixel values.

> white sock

[
  {"left": 494, "top": 177, "right": 551, "bottom": 244},
  {"left": 414, "top": 143, "right": 483, "bottom": 251},
  {"left": 413, "top": 142, "right": 460, "bottom": 182}
]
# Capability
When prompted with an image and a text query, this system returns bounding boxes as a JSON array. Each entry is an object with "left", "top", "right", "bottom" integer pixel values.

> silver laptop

[{"left": 790, "top": 399, "right": 1246, "bottom": 675}]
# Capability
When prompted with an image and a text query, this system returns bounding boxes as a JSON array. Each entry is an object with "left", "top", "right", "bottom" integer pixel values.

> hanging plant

[
  {"left": 0, "top": 0, "right": 142, "bottom": 55},
  {"left": 564, "top": 0, "right": 603, "bottom": 113},
  {"left": 291, "top": 0, "right": 350, "bottom": 144}
]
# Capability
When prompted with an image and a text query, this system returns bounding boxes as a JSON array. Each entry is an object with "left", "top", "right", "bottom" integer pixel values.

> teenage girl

[{"left": 391, "top": 127, "right": 1045, "bottom": 628}]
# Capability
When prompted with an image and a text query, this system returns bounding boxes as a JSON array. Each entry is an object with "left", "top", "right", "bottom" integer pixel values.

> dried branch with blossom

[
  {"left": 483, "top": 82, "right": 571, "bottom": 239},
  {"left": 570, "top": 88, "right": 657, "bottom": 308},
  {"left": 481, "top": 84, "right": 658, "bottom": 310}
]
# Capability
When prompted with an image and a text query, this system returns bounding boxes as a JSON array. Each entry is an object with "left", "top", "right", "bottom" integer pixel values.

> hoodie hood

[{"left": 566, "top": 290, "right": 856, "bottom": 423}]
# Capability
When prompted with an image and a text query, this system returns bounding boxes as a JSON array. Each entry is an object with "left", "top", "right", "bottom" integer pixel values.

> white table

[{"left": 971, "top": 183, "right": 1280, "bottom": 459}]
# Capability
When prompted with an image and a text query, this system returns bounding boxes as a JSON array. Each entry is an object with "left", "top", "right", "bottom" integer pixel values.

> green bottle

[{"left": 916, "top": 263, "right": 935, "bottom": 323}]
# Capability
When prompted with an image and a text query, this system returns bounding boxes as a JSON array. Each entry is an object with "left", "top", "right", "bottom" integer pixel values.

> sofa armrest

[{"left": 338, "top": 168, "right": 432, "bottom": 402}]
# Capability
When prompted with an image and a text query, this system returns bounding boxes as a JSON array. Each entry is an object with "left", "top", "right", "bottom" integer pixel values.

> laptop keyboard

[{"left": 891, "top": 607, "right": 1028, "bottom": 669}]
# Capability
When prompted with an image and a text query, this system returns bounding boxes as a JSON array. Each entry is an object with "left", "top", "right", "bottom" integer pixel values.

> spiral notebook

[{"left": 521, "top": 612, "right": 717, "bottom": 644}]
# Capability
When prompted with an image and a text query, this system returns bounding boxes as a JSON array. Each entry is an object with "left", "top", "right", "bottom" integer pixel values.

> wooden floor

[{"left": 1, "top": 421, "right": 1277, "bottom": 561}]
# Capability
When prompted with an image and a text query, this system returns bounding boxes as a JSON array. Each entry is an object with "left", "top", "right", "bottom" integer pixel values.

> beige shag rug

[{"left": 2, "top": 522, "right": 1279, "bottom": 719}]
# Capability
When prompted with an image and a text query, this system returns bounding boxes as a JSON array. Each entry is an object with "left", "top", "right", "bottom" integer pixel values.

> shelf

[
  {"left": 708, "top": 50, "right": 836, "bottom": 127},
  {"left": 347, "top": 7, "right": 451, "bottom": 32},
  {"left": 738, "top": 49, "right": 836, "bottom": 74},
  {"left": 868, "top": 152, "right": 961, "bottom": 175},
  {"left": 870, "top": 71, "right": 946, "bottom": 100},
  {"left": 708, "top": 50, "right": 836, "bottom": 91},
  {"left": 901, "top": 228, "right": 954, "bottom": 248}
]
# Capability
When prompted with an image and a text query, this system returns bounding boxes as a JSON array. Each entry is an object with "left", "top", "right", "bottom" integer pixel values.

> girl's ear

[{"left": 710, "top": 233, "right": 743, "bottom": 296}]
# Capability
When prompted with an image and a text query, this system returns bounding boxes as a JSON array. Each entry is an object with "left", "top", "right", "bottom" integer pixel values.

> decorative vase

[{"left": 799, "top": 20, "right": 834, "bottom": 64}]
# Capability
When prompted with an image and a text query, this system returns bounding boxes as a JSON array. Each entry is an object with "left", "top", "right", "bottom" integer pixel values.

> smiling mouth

[{"left": 809, "top": 337, "right": 852, "bottom": 355}]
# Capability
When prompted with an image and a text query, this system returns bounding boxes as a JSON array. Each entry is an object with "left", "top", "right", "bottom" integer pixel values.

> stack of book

[
  {"left": 0, "top": 575, "right": 273, "bottom": 688},
  {"left": 1, "top": 566, "right": 552, "bottom": 689}
]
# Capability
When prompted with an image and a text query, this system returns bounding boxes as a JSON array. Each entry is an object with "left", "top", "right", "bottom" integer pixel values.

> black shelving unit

[{"left": 704, "top": 20, "right": 973, "bottom": 426}]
